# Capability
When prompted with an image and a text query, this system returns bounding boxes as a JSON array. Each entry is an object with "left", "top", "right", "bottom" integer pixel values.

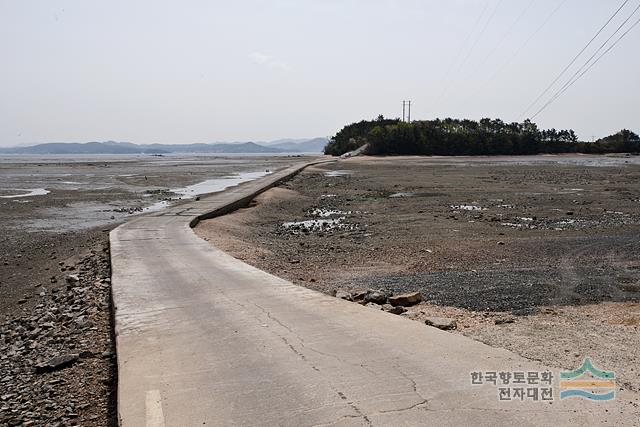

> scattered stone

[
  {"left": 335, "top": 290, "right": 353, "bottom": 301},
  {"left": 365, "top": 302, "right": 383, "bottom": 310},
  {"left": 400, "top": 311, "right": 419, "bottom": 319},
  {"left": 494, "top": 317, "right": 516, "bottom": 325},
  {"left": 35, "top": 354, "right": 79, "bottom": 373},
  {"left": 0, "top": 241, "right": 115, "bottom": 425},
  {"left": 388, "top": 292, "right": 422, "bottom": 307},
  {"left": 65, "top": 274, "right": 80, "bottom": 286},
  {"left": 382, "top": 304, "right": 406, "bottom": 315},
  {"left": 79, "top": 350, "right": 95, "bottom": 359},
  {"left": 364, "top": 290, "right": 388, "bottom": 304},
  {"left": 352, "top": 291, "right": 367, "bottom": 301},
  {"left": 424, "top": 317, "right": 457, "bottom": 331}
]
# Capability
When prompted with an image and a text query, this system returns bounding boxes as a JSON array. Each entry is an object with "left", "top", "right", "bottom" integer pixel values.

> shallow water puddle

[
  {"left": 0, "top": 188, "right": 50, "bottom": 199},
  {"left": 173, "top": 171, "right": 271, "bottom": 197},
  {"left": 325, "top": 170, "right": 353, "bottom": 177},
  {"left": 142, "top": 170, "right": 271, "bottom": 212}
]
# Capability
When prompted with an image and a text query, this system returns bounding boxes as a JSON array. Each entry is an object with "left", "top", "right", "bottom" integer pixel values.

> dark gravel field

[{"left": 332, "top": 263, "right": 640, "bottom": 313}]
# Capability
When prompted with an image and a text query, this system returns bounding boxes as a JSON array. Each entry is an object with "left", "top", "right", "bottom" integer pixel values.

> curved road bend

[{"left": 111, "top": 161, "right": 638, "bottom": 426}]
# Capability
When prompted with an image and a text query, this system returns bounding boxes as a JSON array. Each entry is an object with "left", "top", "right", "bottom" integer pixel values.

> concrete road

[{"left": 111, "top": 162, "right": 639, "bottom": 426}]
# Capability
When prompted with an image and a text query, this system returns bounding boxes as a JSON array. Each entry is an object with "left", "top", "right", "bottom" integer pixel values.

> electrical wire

[
  {"left": 469, "top": 0, "right": 535, "bottom": 77},
  {"left": 532, "top": 1, "right": 640, "bottom": 118},
  {"left": 521, "top": 0, "right": 631, "bottom": 118},
  {"left": 531, "top": 13, "right": 640, "bottom": 119},
  {"left": 479, "top": 0, "right": 568, "bottom": 92},
  {"left": 432, "top": 1, "right": 490, "bottom": 108},
  {"left": 455, "top": 0, "right": 504, "bottom": 75}
]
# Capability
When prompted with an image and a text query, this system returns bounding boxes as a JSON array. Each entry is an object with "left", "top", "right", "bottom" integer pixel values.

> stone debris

[
  {"left": 388, "top": 292, "right": 422, "bottom": 307},
  {"left": 35, "top": 354, "right": 79, "bottom": 374},
  {"left": 335, "top": 290, "right": 353, "bottom": 301},
  {"left": 363, "top": 290, "right": 388, "bottom": 305},
  {"left": 65, "top": 274, "right": 80, "bottom": 286},
  {"left": 382, "top": 304, "right": 406, "bottom": 315},
  {"left": 0, "top": 244, "right": 115, "bottom": 426},
  {"left": 365, "top": 302, "right": 383, "bottom": 310},
  {"left": 424, "top": 317, "right": 457, "bottom": 331}
]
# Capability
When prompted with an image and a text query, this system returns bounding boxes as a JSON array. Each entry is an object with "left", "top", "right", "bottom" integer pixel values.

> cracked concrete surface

[{"left": 111, "top": 162, "right": 640, "bottom": 426}]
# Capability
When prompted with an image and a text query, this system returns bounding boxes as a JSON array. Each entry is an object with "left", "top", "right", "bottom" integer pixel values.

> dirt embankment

[{"left": 196, "top": 155, "right": 640, "bottom": 392}]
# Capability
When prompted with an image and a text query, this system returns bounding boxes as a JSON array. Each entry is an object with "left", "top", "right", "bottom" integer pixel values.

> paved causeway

[{"left": 110, "top": 162, "right": 638, "bottom": 426}]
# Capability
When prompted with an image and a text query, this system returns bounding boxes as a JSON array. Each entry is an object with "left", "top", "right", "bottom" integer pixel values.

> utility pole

[{"left": 402, "top": 100, "right": 412, "bottom": 123}]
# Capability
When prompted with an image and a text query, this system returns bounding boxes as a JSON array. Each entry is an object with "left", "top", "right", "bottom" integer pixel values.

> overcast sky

[{"left": 1, "top": 0, "right": 638, "bottom": 146}]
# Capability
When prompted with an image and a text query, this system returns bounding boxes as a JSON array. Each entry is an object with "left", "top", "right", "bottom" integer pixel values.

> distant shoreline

[{"left": 0, "top": 138, "right": 329, "bottom": 155}]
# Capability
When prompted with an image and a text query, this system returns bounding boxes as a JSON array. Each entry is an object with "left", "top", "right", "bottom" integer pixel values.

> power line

[
  {"left": 532, "top": 1, "right": 640, "bottom": 117},
  {"left": 455, "top": 0, "right": 504, "bottom": 75},
  {"left": 402, "top": 100, "right": 412, "bottom": 123},
  {"left": 432, "top": 1, "right": 490, "bottom": 108},
  {"left": 531, "top": 13, "right": 640, "bottom": 119},
  {"left": 477, "top": 0, "right": 567, "bottom": 93},
  {"left": 521, "top": 0, "right": 631, "bottom": 118},
  {"left": 468, "top": 0, "right": 535, "bottom": 78}
]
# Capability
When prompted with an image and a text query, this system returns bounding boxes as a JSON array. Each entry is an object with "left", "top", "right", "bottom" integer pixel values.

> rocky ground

[
  {"left": 0, "top": 238, "right": 116, "bottom": 426},
  {"left": 197, "top": 155, "right": 640, "bottom": 395}
]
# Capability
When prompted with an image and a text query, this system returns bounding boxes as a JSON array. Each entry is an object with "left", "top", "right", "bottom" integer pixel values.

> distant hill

[
  {"left": 0, "top": 138, "right": 329, "bottom": 155},
  {"left": 264, "top": 137, "right": 329, "bottom": 153},
  {"left": 0, "top": 141, "right": 160, "bottom": 155}
]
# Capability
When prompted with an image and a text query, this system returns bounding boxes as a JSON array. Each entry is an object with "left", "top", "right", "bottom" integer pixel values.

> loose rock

[
  {"left": 388, "top": 292, "right": 422, "bottom": 307},
  {"left": 35, "top": 354, "right": 79, "bottom": 373},
  {"left": 335, "top": 290, "right": 353, "bottom": 301},
  {"left": 424, "top": 316, "right": 457, "bottom": 331},
  {"left": 382, "top": 304, "right": 406, "bottom": 315},
  {"left": 365, "top": 302, "right": 383, "bottom": 310},
  {"left": 364, "top": 290, "right": 388, "bottom": 305}
]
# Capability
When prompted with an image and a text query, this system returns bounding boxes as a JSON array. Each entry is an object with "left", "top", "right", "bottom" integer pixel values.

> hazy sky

[{"left": 1, "top": 0, "right": 638, "bottom": 146}]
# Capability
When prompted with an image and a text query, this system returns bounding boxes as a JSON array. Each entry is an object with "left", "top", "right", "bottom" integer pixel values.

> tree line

[{"left": 324, "top": 116, "right": 640, "bottom": 156}]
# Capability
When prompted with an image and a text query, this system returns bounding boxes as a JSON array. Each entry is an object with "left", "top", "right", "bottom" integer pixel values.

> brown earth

[{"left": 196, "top": 155, "right": 640, "bottom": 393}]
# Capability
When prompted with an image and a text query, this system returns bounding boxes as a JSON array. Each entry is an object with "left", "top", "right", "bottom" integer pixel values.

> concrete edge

[{"left": 187, "top": 159, "right": 335, "bottom": 228}]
